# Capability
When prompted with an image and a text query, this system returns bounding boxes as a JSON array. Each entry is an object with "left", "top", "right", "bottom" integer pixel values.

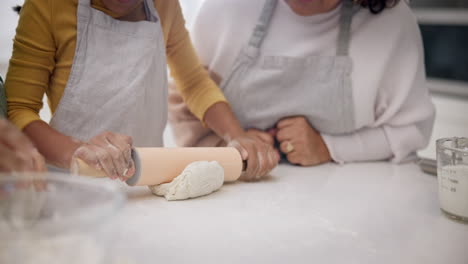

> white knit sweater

[{"left": 183, "top": 0, "right": 435, "bottom": 163}]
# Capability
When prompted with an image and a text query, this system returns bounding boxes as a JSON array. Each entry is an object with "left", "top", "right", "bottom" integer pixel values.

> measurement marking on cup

[
  {"left": 449, "top": 179, "right": 459, "bottom": 184},
  {"left": 437, "top": 138, "right": 468, "bottom": 222}
]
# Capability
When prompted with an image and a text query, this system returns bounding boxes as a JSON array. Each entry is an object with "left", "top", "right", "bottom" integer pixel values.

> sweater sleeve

[
  {"left": 5, "top": 0, "right": 55, "bottom": 130},
  {"left": 165, "top": 1, "right": 227, "bottom": 121},
  {"left": 322, "top": 8, "right": 435, "bottom": 164}
]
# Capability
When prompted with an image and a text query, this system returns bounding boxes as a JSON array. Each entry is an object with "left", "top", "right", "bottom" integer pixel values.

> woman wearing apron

[
  {"left": 5, "top": 0, "right": 278, "bottom": 181},
  {"left": 169, "top": 0, "right": 435, "bottom": 167}
]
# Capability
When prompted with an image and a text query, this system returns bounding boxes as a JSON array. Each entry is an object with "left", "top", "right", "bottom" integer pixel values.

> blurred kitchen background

[{"left": 0, "top": 0, "right": 467, "bottom": 158}]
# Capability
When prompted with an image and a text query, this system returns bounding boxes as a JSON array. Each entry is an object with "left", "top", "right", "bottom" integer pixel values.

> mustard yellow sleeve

[
  {"left": 5, "top": 0, "right": 55, "bottom": 130},
  {"left": 165, "top": 1, "right": 227, "bottom": 121}
]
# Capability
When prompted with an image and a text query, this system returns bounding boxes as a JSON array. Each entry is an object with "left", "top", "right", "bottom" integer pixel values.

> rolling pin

[{"left": 74, "top": 147, "right": 245, "bottom": 186}]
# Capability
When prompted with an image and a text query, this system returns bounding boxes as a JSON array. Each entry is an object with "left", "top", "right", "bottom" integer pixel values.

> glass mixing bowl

[{"left": 0, "top": 172, "right": 126, "bottom": 264}]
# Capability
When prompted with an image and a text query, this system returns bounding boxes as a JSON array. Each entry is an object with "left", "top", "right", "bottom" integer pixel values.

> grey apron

[
  {"left": 220, "top": 0, "right": 356, "bottom": 135},
  {"left": 50, "top": 0, "right": 168, "bottom": 147}
]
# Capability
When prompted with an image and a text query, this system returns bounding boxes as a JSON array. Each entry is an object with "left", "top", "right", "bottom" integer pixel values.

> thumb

[
  {"left": 228, "top": 140, "right": 248, "bottom": 160},
  {"left": 239, "top": 146, "right": 248, "bottom": 160}
]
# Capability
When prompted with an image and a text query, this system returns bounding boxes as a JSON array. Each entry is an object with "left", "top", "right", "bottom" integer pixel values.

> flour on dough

[{"left": 149, "top": 161, "right": 224, "bottom": 201}]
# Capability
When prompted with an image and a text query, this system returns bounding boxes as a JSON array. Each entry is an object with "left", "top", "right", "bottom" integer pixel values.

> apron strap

[
  {"left": 248, "top": 0, "right": 278, "bottom": 49},
  {"left": 336, "top": 0, "right": 356, "bottom": 56},
  {"left": 144, "top": 0, "right": 160, "bottom": 23},
  {"left": 77, "top": 0, "right": 91, "bottom": 18}
]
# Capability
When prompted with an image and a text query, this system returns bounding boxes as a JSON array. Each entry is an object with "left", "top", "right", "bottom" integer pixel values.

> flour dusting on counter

[{"left": 149, "top": 161, "right": 224, "bottom": 201}]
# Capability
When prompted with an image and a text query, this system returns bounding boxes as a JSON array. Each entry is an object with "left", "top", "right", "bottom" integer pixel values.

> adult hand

[
  {"left": 245, "top": 128, "right": 281, "bottom": 159},
  {"left": 71, "top": 131, "right": 135, "bottom": 180},
  {"left": 227, "top": 133, "right": 279, "bottom": 182},
  {"left": 245, "top": 128, "right": 275, "bottom": 146},
  {"left": 276, "top": 116, "right": 331, "bottom": 166},
  {"left": 0, "top": 119, "right": 46, "bottom": 172},
  {"left": 202, "top": 102, "right": 278, "bottom": 180}
]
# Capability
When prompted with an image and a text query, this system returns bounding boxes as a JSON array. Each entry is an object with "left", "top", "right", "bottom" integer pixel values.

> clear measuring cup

[{"left": 437, "top": 137, "right": 468, "bottom": 222}]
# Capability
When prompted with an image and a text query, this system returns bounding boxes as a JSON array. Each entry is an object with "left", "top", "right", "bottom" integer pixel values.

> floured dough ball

[{"left": 149, "top": 161, "right": 224, "bottom": 201}]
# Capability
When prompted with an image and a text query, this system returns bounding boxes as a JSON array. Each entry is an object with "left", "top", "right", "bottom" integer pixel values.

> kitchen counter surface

[{"left": 115, "top": 162, "right": 468, "bottom": 264}]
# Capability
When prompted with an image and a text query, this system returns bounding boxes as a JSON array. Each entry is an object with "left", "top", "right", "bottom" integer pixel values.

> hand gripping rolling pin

[{"left": 75, "top": 148, "right": 246, "bottom": 185}]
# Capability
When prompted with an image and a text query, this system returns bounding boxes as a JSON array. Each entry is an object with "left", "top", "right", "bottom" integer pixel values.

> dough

[{"left": 149, "top": 161, "right": 224, "bottom": 201}]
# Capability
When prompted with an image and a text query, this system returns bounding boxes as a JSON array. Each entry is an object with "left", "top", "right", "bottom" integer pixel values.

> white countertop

[{"left": 113, "top": 162, "right": 468, "bottom": 264}]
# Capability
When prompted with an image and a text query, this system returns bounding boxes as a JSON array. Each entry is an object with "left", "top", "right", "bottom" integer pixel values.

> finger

[
  {"left": 248, "top": 132, "right": 273, "bottom": 146},
  {"left": 33, "top": 173, "right": 48, "bottom": 192},
  {"left": 239, "top": 170, "right": 257, "bottom": 182},
  {"left": 276, "top": 126, "right": 296, "bottom": 142},
  {"left": 265, "top": 152, "right": 276, "bottom": 176},
  {"left": 228, "top": 140, "right": 248, "bottom": 160},
  {"left": 266, "top": 145, "right": 275, "bottom": 165},
  {"left": 269, "top": 147, "right": 280, "bottom": 166},
  {"left": 106, "top": 142, "right": 128, "bottom": 180},
  {"left": 259, "top": 145, "right": 275, "bottom": 178},
  {"left": 254, "top": 144, "right": 275, "bottom": 179},
  {"left": 256, "top": 145, "right": 274, "bottom": 179},
  {"left": 255, "top": 131, "right": 274, "bottom": 146},
  {"left": 246, "top": 151, "right": 259, "bottom": 181},
  {"left": 74, "top": 145, "right": 118, "bottom": 179},
  {"left": 263, "top": 146, "right": 279, "bottom": 176},
  {"left": 73, "top": 145, "right": 101, "bottom": 171},
  {"left": 103, "top": 138, "right": 128, "bottom": 179},
  {"left": 95, "top": 146, "right": 120, "bottom": 179},
  {"left": 277, "top": 116, "right": 308, "bottom": 129},
  {"left": 90, "top": 134, "right": 127, "bottom": 179},
  {"left": 0, "top": 119, "right": 36, "bottom": 153},
  {"left": 274, "top": 148, "right": 281, "bottom": 162},
  {"left": 267, "top": 128, "right": 278, "bottom": 138},
  {"left": 10, "top": 149, "right": 36, "bottom": 172},
  {"left": 256, "top": 152, "right": 269, "bottom": 179},
  {"left": 0, "top": 147, "right": 29, "bottom": 172},
  {"left": 124, "top": 159, "right": 136, "bottom": 179},
  {"left": 31, "top": 148, "right": 47, "bottom": 172},
  {"left": 238, "top": 172, "right": 250, "bottom": 182},
  {"left": 287, "top": 152, "right": 301, "bottom": 166},
  {"left": 33, "top": 181, "right": 48, "bottom": 192},
  {"left": 244, "top": 144, "right": 259, "bottom": 181},
  {"left": 276, "top": 117, "right": 298, "bottom": 129},
  {"left": 279, "top": 141, "right": 295, "bottom": 154},
  {"left": 106, "top": 133, "right": 133, "bottom": 168}
]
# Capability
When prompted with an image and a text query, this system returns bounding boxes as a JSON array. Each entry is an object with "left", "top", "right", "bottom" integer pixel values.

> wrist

[
  {"left": 317, "top": 134, "right": 332, "bottom": 163},
  {"left": 203, "top": 102, "right": 245, "bottom": 142},
  {"left": 60, "top": 138, "right": 83, "bottom": 169},
  {"left": 23, "top": 120, "right": 84, "bottom": 169},
  {"left": 222, "top": 127, "right": 245, "bottom": 142}
]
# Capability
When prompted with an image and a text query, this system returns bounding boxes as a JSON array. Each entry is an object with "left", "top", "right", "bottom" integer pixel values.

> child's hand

[{"left": 72, "top": 131, "right": 135, "bottom": 180}]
